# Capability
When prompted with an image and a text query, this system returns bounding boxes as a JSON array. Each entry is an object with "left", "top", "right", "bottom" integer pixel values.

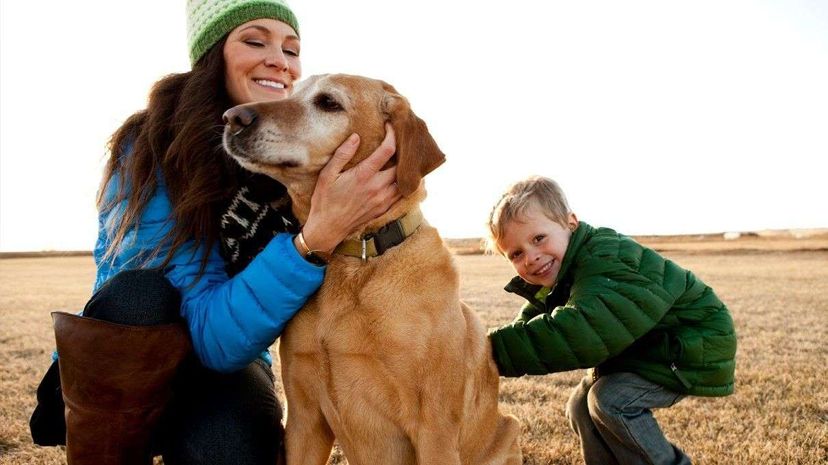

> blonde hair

[{"left": 486, "top": 176, "right": 572, "bottom": 254}]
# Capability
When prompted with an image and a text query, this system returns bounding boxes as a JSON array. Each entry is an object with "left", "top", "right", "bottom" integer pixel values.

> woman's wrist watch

[{"left": 295, "top": 231, "right": 331, "bottom": 266}]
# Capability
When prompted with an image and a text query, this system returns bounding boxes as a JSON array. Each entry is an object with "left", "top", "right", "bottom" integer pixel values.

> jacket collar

[
  {"left": 503, "top": 221, "right": 594, "bottom": 305},
  {"left": 503, "top": 277, "right": 545, "bottom": 308}
]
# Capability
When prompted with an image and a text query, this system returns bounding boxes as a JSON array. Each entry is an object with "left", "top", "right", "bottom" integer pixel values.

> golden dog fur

[{"left": 223, "top": 74, "right": 521, "bottom": 465}]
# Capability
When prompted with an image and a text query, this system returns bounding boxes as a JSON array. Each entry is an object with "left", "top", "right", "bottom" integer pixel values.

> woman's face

[{"left": 223, "top": 18, "right": 301, "bottom": 105}]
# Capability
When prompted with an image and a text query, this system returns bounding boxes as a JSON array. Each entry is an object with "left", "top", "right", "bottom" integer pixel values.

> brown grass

[{"left": 2, "top": 239, "right": 827, "bottom": 464}]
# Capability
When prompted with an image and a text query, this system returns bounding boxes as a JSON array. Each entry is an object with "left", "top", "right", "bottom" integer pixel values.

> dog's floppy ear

[{"left": 381, "top": 84, "right": 446, "bottom": 197}]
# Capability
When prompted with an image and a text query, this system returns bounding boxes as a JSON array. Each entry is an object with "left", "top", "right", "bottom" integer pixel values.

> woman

[{"left": 30, "top": 1, "right": 399, "bottom": 464}]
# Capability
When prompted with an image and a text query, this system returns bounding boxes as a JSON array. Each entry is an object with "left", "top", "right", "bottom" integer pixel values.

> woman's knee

[
  {"left": 160, "top": 361, "right": 283, "bottom": 465},
  {"left": 162, "top": 414, "right": 283, "bottom": 465},
  {"left": 83, "top": 269, "right": 181, "bottom": 326}
]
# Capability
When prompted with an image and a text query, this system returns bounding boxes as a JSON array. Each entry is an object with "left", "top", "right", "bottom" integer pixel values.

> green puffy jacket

[{"left": 489, "top": 222, "right": 736, "bottom": 397}]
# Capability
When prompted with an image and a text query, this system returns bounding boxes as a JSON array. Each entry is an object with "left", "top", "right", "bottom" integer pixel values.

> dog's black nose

[{"left": 223, "top": 106, "right": 258, "bottom": 134}]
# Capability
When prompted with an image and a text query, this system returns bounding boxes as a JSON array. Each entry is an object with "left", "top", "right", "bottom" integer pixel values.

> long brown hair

[{"left": 99, "top": 38, "right": 240, "bottom": 274}]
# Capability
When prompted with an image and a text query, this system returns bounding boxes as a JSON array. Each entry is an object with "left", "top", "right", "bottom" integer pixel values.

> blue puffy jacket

[{"left": 92, "top": 156, "right": 324, "bottom": 373}]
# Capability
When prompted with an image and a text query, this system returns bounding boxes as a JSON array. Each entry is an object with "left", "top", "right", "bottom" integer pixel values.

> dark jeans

[
  {"left": 565, "top": 371, "right": 691, "bottom": 465},
  {"left": 30, "top": 269, "right": 285, "bottom": 465}
]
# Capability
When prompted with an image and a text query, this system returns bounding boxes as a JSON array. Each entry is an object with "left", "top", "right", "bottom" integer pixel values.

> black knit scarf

[{"left": 217, "top": 172, "right": 299, "bottom": 276}]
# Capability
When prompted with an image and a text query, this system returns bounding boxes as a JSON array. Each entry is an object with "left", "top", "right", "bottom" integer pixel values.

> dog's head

[{"left": 222, "top": 74, "right": 445, "bottom": 207}]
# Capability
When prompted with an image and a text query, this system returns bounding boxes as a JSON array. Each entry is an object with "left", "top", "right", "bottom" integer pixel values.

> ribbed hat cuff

[{"left": 190, "top": 2, "right": 299, "bottom": 65}]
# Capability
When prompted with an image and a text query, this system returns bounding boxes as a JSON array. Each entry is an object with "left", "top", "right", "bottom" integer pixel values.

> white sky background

[{"left": 1, "top": 0, "right": 827, "bottom": 252}]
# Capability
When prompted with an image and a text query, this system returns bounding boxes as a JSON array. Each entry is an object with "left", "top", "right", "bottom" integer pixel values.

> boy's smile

[{"left": 497, "top": 205, "right": 578, "bottom": 288}]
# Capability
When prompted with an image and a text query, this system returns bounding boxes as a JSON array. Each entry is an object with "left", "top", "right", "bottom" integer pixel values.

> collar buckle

[
  {"left": 372, "top": 220, "right": 405, "bottom": 256},
  {"left": 361, "top": 235, "right": 370, "bottom": 262}
]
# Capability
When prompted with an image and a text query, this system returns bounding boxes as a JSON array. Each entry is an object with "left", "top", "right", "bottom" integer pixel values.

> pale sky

[{"left": 1, "top": 0, "right": 827, "bottom": 252}]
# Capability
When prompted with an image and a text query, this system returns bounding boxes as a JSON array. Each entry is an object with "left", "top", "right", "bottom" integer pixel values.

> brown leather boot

[{"left": 52, "top": 311, "right": 191, "bottom": 465}]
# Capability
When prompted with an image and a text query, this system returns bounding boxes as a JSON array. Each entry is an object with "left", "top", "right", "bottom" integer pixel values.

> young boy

[{"left": 487, "top": 176, "right": 736, "bottom": 465}]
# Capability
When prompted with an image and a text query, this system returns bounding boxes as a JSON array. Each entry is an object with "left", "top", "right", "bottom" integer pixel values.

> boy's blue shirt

[{"left": 91, "top": 157, "right": 324, "bottom": 373}]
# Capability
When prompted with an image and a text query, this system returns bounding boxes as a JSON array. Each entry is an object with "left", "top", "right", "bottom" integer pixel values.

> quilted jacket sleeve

[
  {"left": 95, "top": 165, "right": 324, "bottom": 373},
  {"left": 165, "top": 235, "right": 323, "bottom": 372},
  {"left": 489, "top": 240, "right": 684, "bottom": 377}
]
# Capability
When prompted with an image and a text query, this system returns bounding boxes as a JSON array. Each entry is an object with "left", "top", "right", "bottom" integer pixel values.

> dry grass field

[{"left": 2, "top": 234, "right": 827, "bottom": 464}]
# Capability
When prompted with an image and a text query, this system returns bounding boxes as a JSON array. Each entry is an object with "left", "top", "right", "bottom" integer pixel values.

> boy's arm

[{"left": 489, "top": 260, "right": 682, "bottom": 377}]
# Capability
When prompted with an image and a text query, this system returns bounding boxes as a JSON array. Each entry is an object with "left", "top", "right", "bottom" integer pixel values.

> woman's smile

[
  {"left": 254, "top": 78, "right": 286, "bottom": 90},
  {"left": 252, "top": 78, "right": 290, "bottom": 98}
]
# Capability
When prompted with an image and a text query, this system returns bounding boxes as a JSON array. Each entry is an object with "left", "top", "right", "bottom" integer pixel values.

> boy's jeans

[{"left": 565, "top": 371, "right": 691, "bottom": 465}]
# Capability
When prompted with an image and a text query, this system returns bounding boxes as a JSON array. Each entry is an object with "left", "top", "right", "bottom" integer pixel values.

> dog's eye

[{"left": 314, "top": 93, "right": 344, "bottom": 112}]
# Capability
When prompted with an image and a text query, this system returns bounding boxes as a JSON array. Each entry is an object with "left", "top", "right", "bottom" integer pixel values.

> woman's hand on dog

[{"left": 301, "top": 124, "right": 400, "bottom": 253}]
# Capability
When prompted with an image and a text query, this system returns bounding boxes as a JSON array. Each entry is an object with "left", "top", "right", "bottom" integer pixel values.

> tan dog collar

[{"left": 335, "top": 210, "right": 423, "bottom": 261}]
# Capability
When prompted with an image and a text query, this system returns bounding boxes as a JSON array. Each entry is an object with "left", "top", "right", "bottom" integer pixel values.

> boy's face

[{"left": 497, "top": 205, "right": 578, "bottom": 288}]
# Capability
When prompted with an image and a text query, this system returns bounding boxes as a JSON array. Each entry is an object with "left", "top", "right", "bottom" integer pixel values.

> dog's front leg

[
  {"left": 281, "top": 338, "right": 335, "bottom": 465},
  {"left": 284, "top": 404, "right": 335, "bottom": 465},
  {"left": 414, "top": 425, "right": 462, "bottom": 465},
  {"left": 282, "top": 354, "right": 334, "bottom": 465}
]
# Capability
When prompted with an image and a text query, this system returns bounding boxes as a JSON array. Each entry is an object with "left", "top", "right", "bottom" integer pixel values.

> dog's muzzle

[{"left": 223, "top": 105, "right": 258, "bottom": 136}]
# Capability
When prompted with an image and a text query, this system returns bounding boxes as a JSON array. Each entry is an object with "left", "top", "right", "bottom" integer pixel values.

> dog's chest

[{"left": 300, "top": 233, "right": 461, "bottom": 360}]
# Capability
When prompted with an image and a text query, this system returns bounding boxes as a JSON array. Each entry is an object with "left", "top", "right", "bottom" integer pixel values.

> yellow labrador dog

[{"left": 222, "top": 74, "right": 521, "bottom": 465}]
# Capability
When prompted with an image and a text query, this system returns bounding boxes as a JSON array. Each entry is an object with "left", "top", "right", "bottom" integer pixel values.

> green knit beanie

[{"left": 187, "top": 0, "right": 300, "bottom": 65}]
